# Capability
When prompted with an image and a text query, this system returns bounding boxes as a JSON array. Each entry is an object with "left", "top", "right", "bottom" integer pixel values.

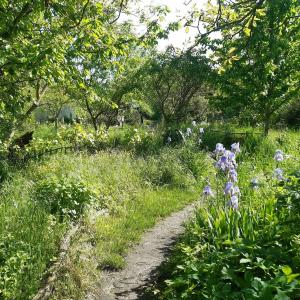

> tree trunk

[
  {"left": 264, "top": 112, "right": 271, "bottom": 136},
  {"left": 91, "top": 117, "right": 98, "bottom": 132}
]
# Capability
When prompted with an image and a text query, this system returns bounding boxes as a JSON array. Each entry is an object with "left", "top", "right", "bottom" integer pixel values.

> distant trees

[
  {"left": 1, "top": 0, "right": 298, "bottom": 137},
  {"left": 138, "top": 48, "right": 213, "bottom": 125}
]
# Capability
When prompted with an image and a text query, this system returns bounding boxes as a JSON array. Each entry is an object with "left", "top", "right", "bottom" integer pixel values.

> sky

[
  {"left": 122, "top": 0, "right": 209, "bottom": 50},
  {"left": 147, "top": 0, "right": 208, "bottom": 50}
]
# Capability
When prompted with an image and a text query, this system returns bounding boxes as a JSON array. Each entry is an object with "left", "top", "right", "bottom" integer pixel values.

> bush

[{"left": 34, "top": 177, "right": 96, "bottom": 219}]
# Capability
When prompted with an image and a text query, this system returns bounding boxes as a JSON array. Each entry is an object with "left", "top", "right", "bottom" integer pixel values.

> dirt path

[{"left": 86, "top": 202, "right": 197, "bottom": 300}]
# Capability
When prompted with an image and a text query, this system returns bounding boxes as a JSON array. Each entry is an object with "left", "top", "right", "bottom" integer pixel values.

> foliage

[
  {"left": 154, "top": 132, "right": 300, "bottom": 300},
  {"left": 209, "top": 0, "right": 300, "bottom": 134},
  {"left": 137, "top": 47, "right": 212, "bottom": 124},
  {"left": 0, "top": 0, "right": 170, "bottom": 141},
  {"left": 34, "top": 177, "right": 97, "bottom": 220},
  {"left": 0, "top": 138, "right": 211, "bottom": 299}
]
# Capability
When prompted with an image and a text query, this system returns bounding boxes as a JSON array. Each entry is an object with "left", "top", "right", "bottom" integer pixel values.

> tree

[
  {"left": 0, "top": 0, "right": 170, "bottom": 141},
  {"left": 138, "top": 47, "right": 213, "bottom": 125},
  {"left": 206, "top": 0, "right": 300, "bottom": 134}
]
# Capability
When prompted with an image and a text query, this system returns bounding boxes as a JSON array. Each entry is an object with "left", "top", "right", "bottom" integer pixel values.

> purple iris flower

[
  {"left": 274, "top": 150, "right": 284, "bottom": 162},
  {"left": 229, "top": 169, "right": 238, "bottom": 182},
  {"left": 216, "top": 151, "right": 237, "bottom": 171},
  {"left": 203, "top": 185, "right": 214, "bottom": 197},
  {"left": 274, "top": 168, "right": 284, "bottom": 180},
  {"left": 233, "top": 186, "right": 240, "bottom": 195},
  {"left": 227, "top": 151, "right": 236, "bottom": 161},
  {"left": 228, "top": 195, "right": 239, "bottom": 209},
  {"left": 220, "top": 155, "right": 227, "bottom": 163},
  {"left": 215, "top": 143, "right": 225, "bottom": 154},
  {"left": 231, "top": 142, "right": 240, "bottom": 153},
  {"left": 216, "top": 156, "right": 227, "bottom": 171},
  {"left": 224, "top": 182, "right": 234, "bottom": 195}
]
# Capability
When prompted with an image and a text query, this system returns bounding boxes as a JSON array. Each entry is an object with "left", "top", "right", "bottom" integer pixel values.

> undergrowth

[
  {"left": 151, "top": 130, "right": 300, "bottom": 300},
  {"left": 0, "top": 141, "right": 208, "bottom": 300}
]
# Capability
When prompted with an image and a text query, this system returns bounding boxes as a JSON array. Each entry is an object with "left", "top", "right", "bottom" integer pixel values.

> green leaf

[
  {"left": 287, "top": 273, "right": 300, "bottom": 283},
  {"left": 282, "top": 265, "right": 292, "bottom": 276},
  {"left": 228, "top": 47, "right": 237, "bottom": 55},
  {"left": 240, "top": 258, "right": 251, "bottom": 264},
  {"left": 243, "top": 27, "right": 251, "bottom": 37}
]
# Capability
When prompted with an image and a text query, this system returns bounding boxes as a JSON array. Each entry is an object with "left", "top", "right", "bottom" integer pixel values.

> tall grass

[{"left": 0, "top": 141, "right": 209, "bottom": 299}]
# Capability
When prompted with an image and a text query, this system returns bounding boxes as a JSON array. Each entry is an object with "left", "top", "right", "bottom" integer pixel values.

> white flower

[{"left": 186, "top": 128, "right": 192, "bottom": 136}]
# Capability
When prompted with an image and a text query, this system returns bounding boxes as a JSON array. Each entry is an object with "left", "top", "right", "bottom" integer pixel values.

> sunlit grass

[{"left": 94, "top": 188, "right": 198, "bottom": 269}]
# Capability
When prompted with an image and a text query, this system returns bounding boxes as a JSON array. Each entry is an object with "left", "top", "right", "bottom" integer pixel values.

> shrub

[{"left": 34, "top": 177, "right": 96, "bottom": 219}]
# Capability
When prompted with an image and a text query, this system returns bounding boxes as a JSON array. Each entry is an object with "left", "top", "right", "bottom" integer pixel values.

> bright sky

[
  {"left": 147, "top": 0, "right": 208, "bottom": 50},
  {"left": 123, "top": 0, "right": 209, "bottom": 50}
]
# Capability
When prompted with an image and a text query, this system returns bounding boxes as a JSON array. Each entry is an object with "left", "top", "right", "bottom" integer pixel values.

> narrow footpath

[{"left": 86, "top": 202, "right": 197, "bottom": 300}]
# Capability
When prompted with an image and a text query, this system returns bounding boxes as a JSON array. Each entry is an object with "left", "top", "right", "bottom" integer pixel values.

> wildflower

[
  {"left": 215, "top": 143, "right": 225, "bottom": 154},
  {"left": 229, "top": 169, "right": 238, "bottom": 182},
  {"left": 186, "top": 128, "right": 192, "bottom": 137},
  {"left": 232, "top": 186, "right": 241, "bottom": 196},
  {"left": 216, "top": 156, "right": 227, "bottom": 171},
  {"left": 203, "top": 185, "right": 214, "bottom": 197},
  {"left": 167, "top": 136, "right": 172, "bottom": 143},
  {"left": 198, "top": 138, "right": 202, "bottom": 145},
  {"left": 228, "top": 195, "right": 239, "bottom": 209},
  {"left": 274, "top": 168, "right": 284, "bottom": 180},
  {"left": 224, "top": 182, "right": 234, "bottom": 195},
  {"left": 199, "top": 127, "right": 204, "bottom": 134},
  {"left": 216, "top": 151, "right": 237, "bottom": 171},
  {"left": 192, "top": 120, "right": 197, "bottom": 127},
  {"left": 274, "top": 150, "right": 284, "bottom": 162},
  {"left": 231, "top": 142, "right": 240, "bottom": 153},
  {"left": 250, "top": 178, "right": 259, "bottom": 189}
]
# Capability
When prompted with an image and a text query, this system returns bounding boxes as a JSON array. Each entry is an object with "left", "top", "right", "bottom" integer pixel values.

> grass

[
  {"left": 0, "top": 143, "right": 208, "bottom": 300},
  {"left": 49, "top": 147, "right": 208, "bottom": 299},
  {"left": 95, "top": 188, "right": 197, "bottom": 269},
  {"left": 1, "top": 125, "right": 298, "bottom": 300},
  {"left": 50, "top": 188, "right": 198, "bottom": 300}
]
